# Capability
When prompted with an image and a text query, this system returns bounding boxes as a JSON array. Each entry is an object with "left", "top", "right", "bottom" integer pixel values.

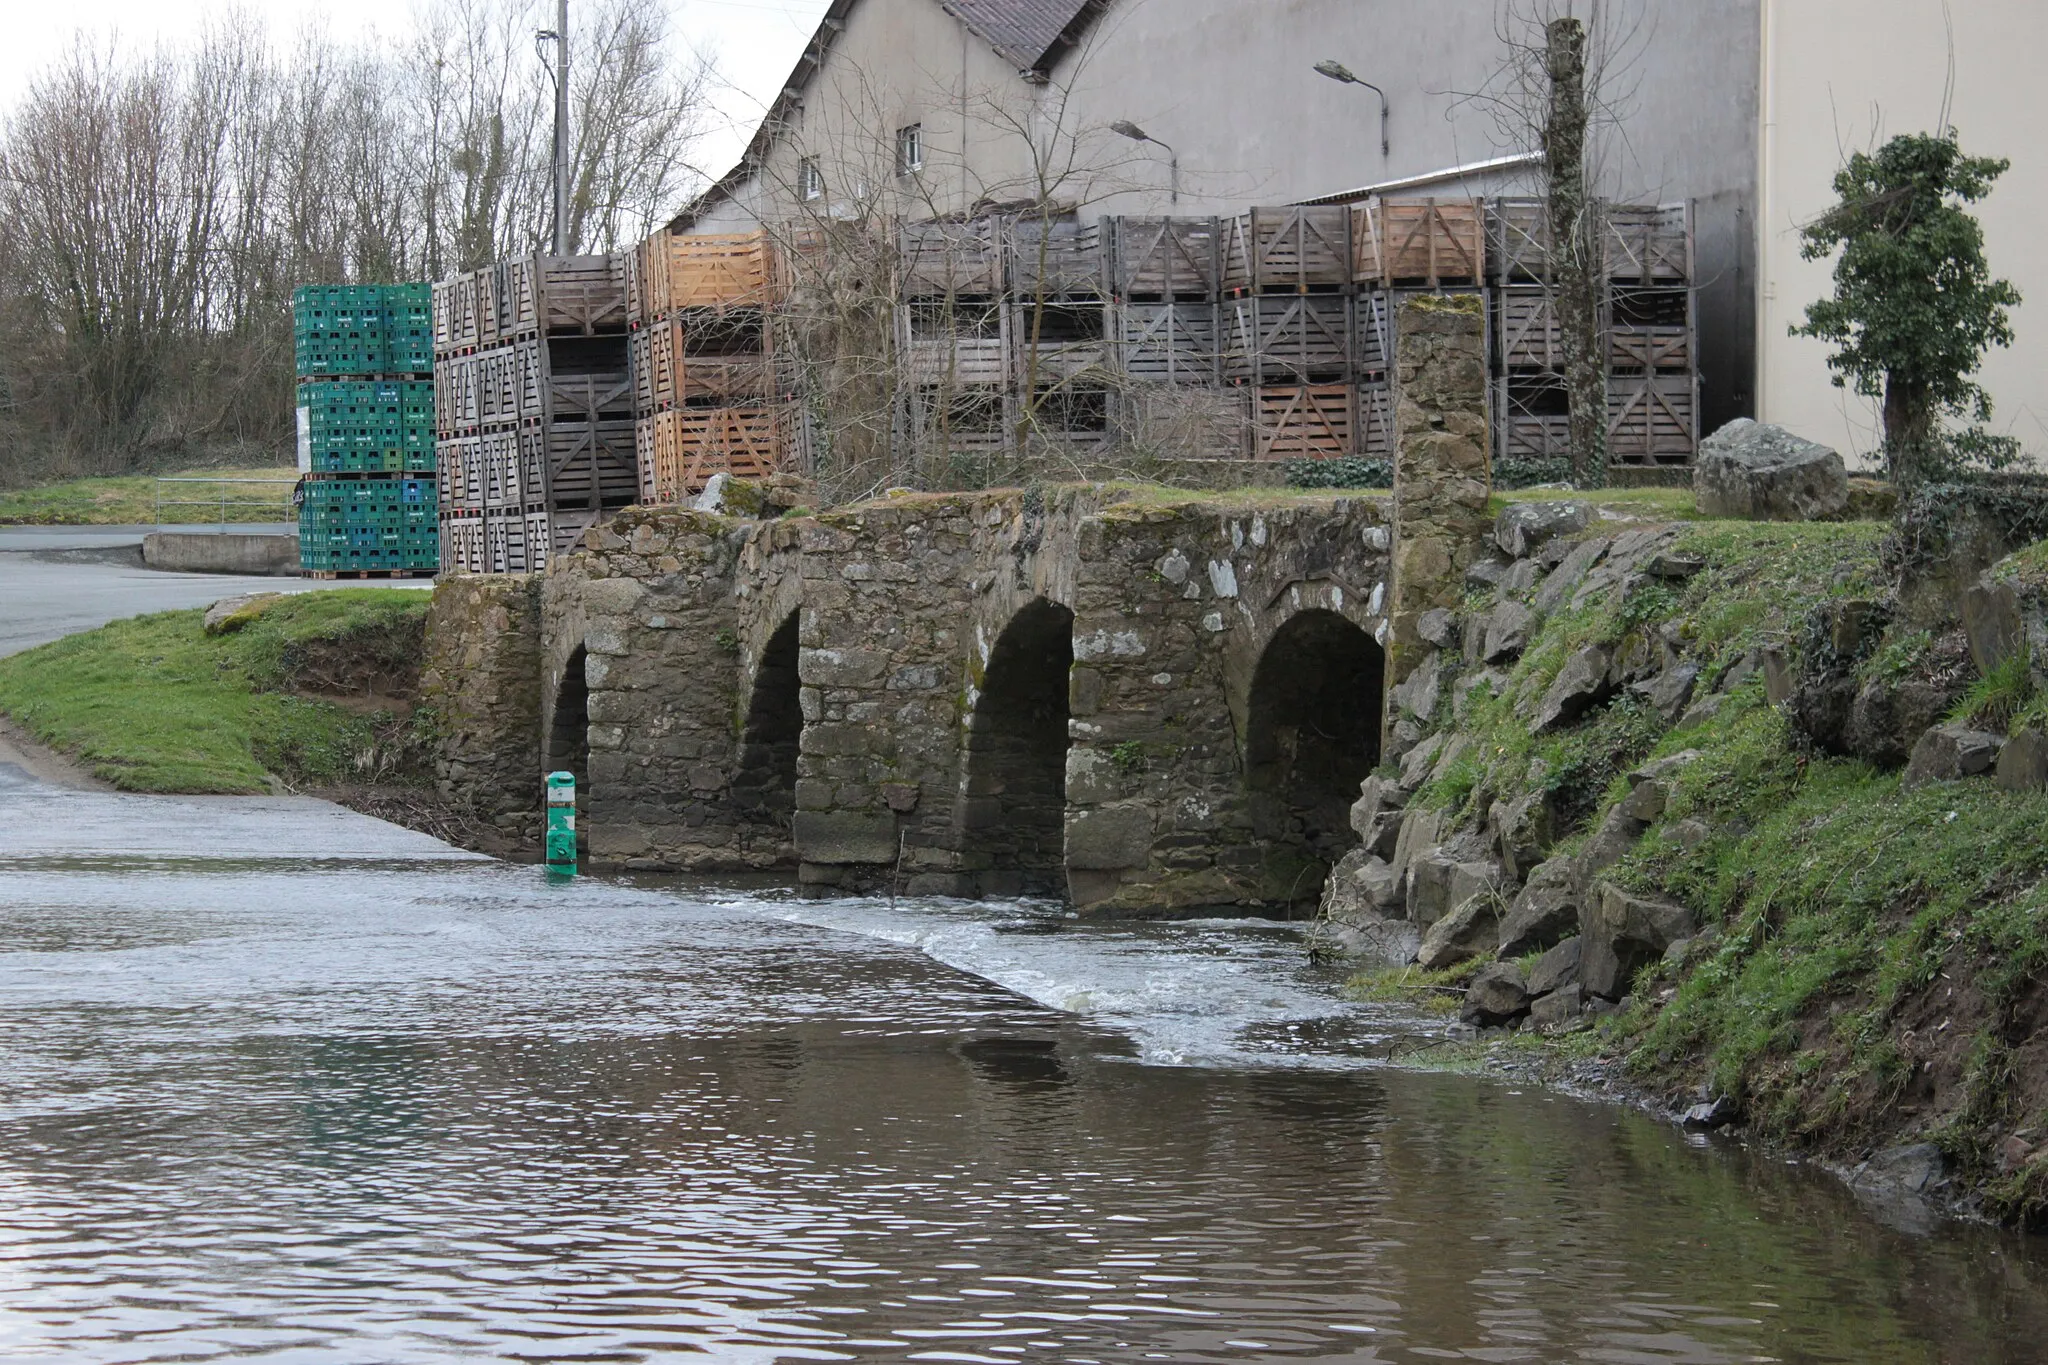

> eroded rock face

[
  {"left": 1996, "top": 729, "right": 2048, "bottom": 792},
  {"left": 1694, "top": 419, "right": 1848, "bottom": 522}
]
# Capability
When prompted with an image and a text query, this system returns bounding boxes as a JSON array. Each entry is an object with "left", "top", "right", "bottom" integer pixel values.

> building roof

[{"left": 670, "top": 0, "right": 1109, "bottom": 232}]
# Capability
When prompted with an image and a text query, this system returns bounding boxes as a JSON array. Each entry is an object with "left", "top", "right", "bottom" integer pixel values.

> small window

[
  {"left": 799, "top": 157, "right": 824, "bottom": 201},
  {"left": 896, "top": 123, "right": 924, "bottom": 176}
]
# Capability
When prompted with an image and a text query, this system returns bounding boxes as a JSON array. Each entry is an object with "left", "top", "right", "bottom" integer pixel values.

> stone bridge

[{"left": 424, "top": 295, "right": 1492, "bottom": 915}]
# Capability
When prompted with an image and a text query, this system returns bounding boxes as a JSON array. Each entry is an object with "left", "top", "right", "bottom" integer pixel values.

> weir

[{"left": 422, "top": 295, "right": 1488, "bottom": 916}]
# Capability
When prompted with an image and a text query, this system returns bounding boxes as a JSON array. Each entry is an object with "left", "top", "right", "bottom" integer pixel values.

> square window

[
  {"left": 896, "top": 123, "right": 924, "bottom": 176},
  {"left": 799, "top": 157, "right": 824, "bottom": 201}
]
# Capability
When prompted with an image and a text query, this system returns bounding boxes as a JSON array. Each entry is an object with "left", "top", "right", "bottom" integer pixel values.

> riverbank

[
  {"left": 0, "top": 589, "right": 497, "bottom": 847},
  {"left": 1325, "top": 489, "right": 2048, "bottom": 1228}
]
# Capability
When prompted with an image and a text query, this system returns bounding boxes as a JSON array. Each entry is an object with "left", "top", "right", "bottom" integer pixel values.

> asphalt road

[{"left": 0, "top": 527, "right": 430, "bottom": 658}]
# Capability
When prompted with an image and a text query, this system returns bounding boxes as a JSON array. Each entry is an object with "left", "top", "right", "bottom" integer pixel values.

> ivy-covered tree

[{"left": 1794, "top": 131, "right": 2021, "bottom": 486}]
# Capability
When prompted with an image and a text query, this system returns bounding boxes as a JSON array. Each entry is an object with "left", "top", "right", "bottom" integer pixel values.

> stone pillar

[
  {"left": 1389, "top": 293, "right": 1492, "bottom": 752},
  {"left": 420, "top": 573, "right": 544, "bottom": 855}
]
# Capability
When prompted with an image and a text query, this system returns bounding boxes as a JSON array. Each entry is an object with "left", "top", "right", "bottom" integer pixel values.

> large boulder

[
  {"left": 1526, "top": 937, "right": 1583, "bottom": 997},
  {"left": 1902, "top": 722, "right": 2005, "bottom": 789},
  {"left": 1694, "top": 419, "right": 1848, "bottom": 522},
  {"left": 1495, "top": 502, "right": 1592, "bottom": 560},
  {"left": 1417, "top": 894, "right": 1501, "bottom": 970},
  {"left": 1533, "top": 644, "right": 1617, "bottom": 733},
  {"left": 1581, "top": 884, "right": 1696, "bottom": 998},
  {"left": 1497, "top": 857, "right": 1579, "bottom": 956},
  {"left": 1482, "top": 602, "right": 1538, "bottom": 665},
  {"left": 1461, "top": 962, "right": 1531, "bottom": 1025}
]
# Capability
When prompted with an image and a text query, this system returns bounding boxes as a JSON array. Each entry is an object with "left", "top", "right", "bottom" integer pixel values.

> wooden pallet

[
  {"left": 898, "top": 301, "right": 1009, "bottom": 385},
  {"left": 649, "top": 406, "right": 791, "bottom": 501},
  {"left": 535, "top": 255, "right": 629, "bottom": 336},
  {"left": 1496, "top": 285, "right": 1697, "bottom": 373},
  {"left": 1357, "top": 382, "right": 1397, "bottom": 458},
  {"left": 1109, "top": 216, "right": 1221, "bottom": 298},
  {"left": 1607, "top": 372, "right": 1696, "bottom": 464},
  {"left": 1224, "top": 294, "right": 1352, "bottom": 382},
  {"left": 433, "top": 276, "right": 479, "bottom": 354},
  {"left": 649, "top": 231, "right": 784, "bottom": 312},
  {"left": 545, "top": 371, "right": 635, "bottom": 426},
  {"left": 1493, "top": 376, "right": 1573, "bottom": 465},
  {"left": 1252, "top": 384, "right": 1354, "bottom": 461},
  {"left": 544, "top": 419, "right": 641, "bottom": 509},
  {"left": 1011, "top": 300, "right": 1111, "bottom": 382},
  {"left": 1114, "top": 387, "right": 1247, "bottom": 460},
  {"left": 904, "top": 386, "right": 1012, "bottom": 456},
  {"left": 1007, "top": 218, "right": 1105, "bottom": 299},
  {"left": 1223, "top": 207, "right": 1352, "bottom": 294},
  {"left": 1354, "top": 291, "right": 1393, "bottom": 378},
  {"left": 900, "top": 220, "right": 1004, "bottom": 297},
  {"left": 683, "top": 356, "right": 780, "bottom": 403},
  {"left": 1115, "top": 299, "right": 1219, "bottom": 384},
  {"left": 1355, "top": 198, "right": 1485, "bottom": 286},
  {"left": 1605, "top": 205, "right": 1692, "bottom": 284}
]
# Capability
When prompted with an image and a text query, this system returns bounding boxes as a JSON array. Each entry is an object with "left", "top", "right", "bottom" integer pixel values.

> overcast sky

[{"left": 0, "top": 0, "right": 832, "bottom": 186}]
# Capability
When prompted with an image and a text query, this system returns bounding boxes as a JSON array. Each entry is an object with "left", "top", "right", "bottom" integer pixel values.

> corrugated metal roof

[{"left": 940, "top": 0, "right": 1099, "bottom": 71}]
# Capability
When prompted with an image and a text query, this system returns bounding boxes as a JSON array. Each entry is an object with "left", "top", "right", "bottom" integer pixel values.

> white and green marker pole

[{"left": 546, "top": 771, "right": 578, "bottom": 877}]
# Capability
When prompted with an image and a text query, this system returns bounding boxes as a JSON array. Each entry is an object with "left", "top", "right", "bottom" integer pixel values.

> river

[{"left": 2, "top": 766, "right": 2044, "bottom": 1362}]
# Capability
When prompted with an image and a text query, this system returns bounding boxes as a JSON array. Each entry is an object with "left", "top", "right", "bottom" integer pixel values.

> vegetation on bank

[
  {"left": 0, "top": 465, "right": 296, "bottom": 525},
  {"left": 1355, "top": 504, "right": 2048, "bottom": 1224},
  {"left": 0, "top": 591, "right": 431, "bottom": 793}
]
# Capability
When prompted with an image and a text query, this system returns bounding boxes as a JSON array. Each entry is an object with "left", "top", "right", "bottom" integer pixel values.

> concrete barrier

[{"left": 142, "top": 532, "right": 299, "bottom": 576}]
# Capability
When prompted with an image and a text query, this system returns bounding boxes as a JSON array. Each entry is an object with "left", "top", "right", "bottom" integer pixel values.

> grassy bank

[
  {"left": 0, "top": 591, "right": 430, "bottom": 793},
  {"left": 0, "top": 465, "right": 296, "bottom": 525},
  {"left": 1355, "top": 506, "right": 2048, "bottom": 1224}
]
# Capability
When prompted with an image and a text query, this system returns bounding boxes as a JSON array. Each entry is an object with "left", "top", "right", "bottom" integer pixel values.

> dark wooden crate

[
  {"left": 1494, "top": 376, "right": 1573, "bottom": 466},
  {"left": 898, "top": 301, "right": 1009, "bottom": 385},
  {"left": 1355, "top": 291, "right": 1393, "bottom": 377},
  {"left": 1223, "top": 207, "right": 1352, "bottom": 294},
  {"left": 1115, "top": 299, "right": 1219, "bottom": 384},
  {"left": 1607, "top": 372, "right": 1696, "bottom": 465},
  {"left": 1357, "top": 382, "right": 1397, "bottom": 459},
  {"left": 543, "top": 371, "right": 635, "bottom": 427},
  {"left": 1011, "top": 299, "right": 1111, "bottom": 382},
  {"left": 1114, "top": 387, "right": 1248, "bottom": 460},
  {"left": 535, "top": 254, "right": 629, "bottom": 336},
  {"left": 433, "top": 276, "right": 478, "bottom": 355},
  {"left": 1109, "top": 216, "right": 1221, "bottom": 298},
  {"left": 1224, "top": 294, "right": 1353, "bottom": 382},
  {"left": 1007, "top": 218, "right": 1106, "bottom": 298},
  {"left": 899, "top": 220, "right": 1004, "bottom": 297},
  {"left": 1605, "top": 205, "right": 1692, "bottom": 284},
  {"left": 543, "top": 418, "right": 642, "bottom": 510}
]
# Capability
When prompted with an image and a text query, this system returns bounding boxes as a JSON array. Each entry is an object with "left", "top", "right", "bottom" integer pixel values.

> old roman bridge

[{"left": 422, "top": 295, "right": 1492, "bottom": 915}]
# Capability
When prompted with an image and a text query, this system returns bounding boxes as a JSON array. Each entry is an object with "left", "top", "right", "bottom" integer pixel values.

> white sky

[{"left": 0, "top": 0, "right": 832, "bottom": 191}]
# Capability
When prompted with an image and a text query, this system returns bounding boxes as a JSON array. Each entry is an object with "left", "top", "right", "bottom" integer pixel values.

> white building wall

[{"left": 1759, "top": 0, "right": 2048, "bottom": 464}]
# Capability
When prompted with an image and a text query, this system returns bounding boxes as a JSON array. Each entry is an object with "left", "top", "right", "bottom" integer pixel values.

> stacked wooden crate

[
  {"left": 293, "top": 283, "right": 438, "bottom": 577},
  {"left": 1008, "top": 218, "right": 1112, "bottom": 451},
  {"left": 433, "top": 255, "right": 636, "bottom": 573},
  {"left": 1222, "top": 206, "right": 1355, "bottom": 463},
  {"left": 896, "top": 221, "right": 1011, "bottom": 459},
  {"left": 629, "top": 230, "right": 792, "bottom": 502},
  {"left": 1486, "top": 199, "right": 1699, "bottom": 475},
  {"left": 1352, "top": 198, "right": 1487, "bottom": 458},
  {"left": 1106, "top": 217, "right": 1239, "bottom": 458}
]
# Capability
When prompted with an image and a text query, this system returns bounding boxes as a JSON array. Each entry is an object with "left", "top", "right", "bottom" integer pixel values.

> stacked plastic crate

[{"left": 293, "top": 284, "right": 438, "bottom": 576}]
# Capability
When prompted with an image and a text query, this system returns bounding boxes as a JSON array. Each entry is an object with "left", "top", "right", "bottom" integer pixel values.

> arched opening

[
  {"left": 1244, "top": 610, "right": 1384, "bottom": 912},
  {"left": 547, "top": 646, "right": 591, "bottom": 852},
  {"left": 732, "top": 611, "right": 803, "bottom": 837},
  {"left": 960, "top": 598, "right": 1075, "bottom": 897}
]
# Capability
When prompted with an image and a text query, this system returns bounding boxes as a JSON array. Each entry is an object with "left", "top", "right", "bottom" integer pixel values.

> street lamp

[
  {"left": 1111, "top": 119, "right": 1179, "bottom": 207},
  {"left": 1314, "top": 59, "right": 1390, "bottom": 159}
]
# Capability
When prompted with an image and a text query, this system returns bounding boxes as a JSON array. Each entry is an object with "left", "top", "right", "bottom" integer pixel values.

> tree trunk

[
  {"left": 1544, "top": 18, "right": 1606, "bottom": 488},
  {"left": 1883, "top": 374, "right": 1936, "bottom": 486}
]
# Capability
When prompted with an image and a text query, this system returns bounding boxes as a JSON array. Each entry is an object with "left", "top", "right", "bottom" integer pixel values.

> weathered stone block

[
  {"left": 800, "top": 647, "right": 891, "bottom": 688},
  {"left": 792, "top": 810, "right": 899, "bottom": 865},
  {"left": 1997, "top": 729, "right": 2048, "bottom": 792},
  {"left": 1461, "top": 962, "right": 1530, "bottom": 1025},
  {"left": 1529, "top": 984, "right": 1584, "bottom": 1031},
  {"left": 1495, "top": 501, "right": 1591, "bottom": 560},
  {"left": 1064, "top": 804, "right": 1155, "bottom": 870},
  {"left": 1581, "top": 884, "right": 1696, "bottom": 999},
  {"left": 1903, "top": 722, "right": 2006, "bottom": 789},
  {"left": 1694, "top": 419, "right": 1848, "bottom": 522},
  {"left": 1498, "top": 857, "right": 1577, "bottom": 956},
  {"left": 1417, "top": 894, "right": 1500, "bottom": 970},
  {"left": 1527, "top": 936, "right": 1582, "bottom": 997},
  {"left": 1534, "top": 644, "right": 1615, "bottom": 733}
]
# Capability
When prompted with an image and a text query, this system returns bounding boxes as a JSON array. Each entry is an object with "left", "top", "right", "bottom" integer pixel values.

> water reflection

[{"left": 0, "top": 782, "right": 2043, "bottom": 1361}]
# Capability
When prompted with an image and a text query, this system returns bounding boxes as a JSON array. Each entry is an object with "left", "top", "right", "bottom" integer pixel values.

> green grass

[
  {"left": 0, "top": 591, "right": 430, "bottom": 792},
  {"left": 0, "top": 465, "right": 297, "bottom": 525}
]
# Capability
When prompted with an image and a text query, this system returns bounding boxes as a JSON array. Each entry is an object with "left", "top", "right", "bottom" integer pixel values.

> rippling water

[{"left": 2, "top": 772, "right": 2044, "bottom": 1362}]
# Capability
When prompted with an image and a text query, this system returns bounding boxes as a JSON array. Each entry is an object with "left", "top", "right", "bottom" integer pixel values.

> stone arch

[
  {"left": 732, "top": 610, "right": 803, "bottom": 841},
  {"left": 958, "top": 596, "right": 1076, "bottom": 897},
  {"left": 1243, "top": 608, "right": 1385, "bottom": 911}
]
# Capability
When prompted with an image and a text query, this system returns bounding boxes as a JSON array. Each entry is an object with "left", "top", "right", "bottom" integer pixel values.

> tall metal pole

[{"left": 552, "top": 0, "right": 569, "bottom": 255}]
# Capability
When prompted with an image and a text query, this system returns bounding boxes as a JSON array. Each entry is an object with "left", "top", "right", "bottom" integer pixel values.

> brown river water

[{"left": 2, "top": 767, "right": 2045, "bottom": 1362}]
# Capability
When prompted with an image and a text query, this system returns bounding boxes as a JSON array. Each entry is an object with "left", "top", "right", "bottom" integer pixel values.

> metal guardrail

[{"left": 152, "top": 476, "right": 298, "bottom": 531}]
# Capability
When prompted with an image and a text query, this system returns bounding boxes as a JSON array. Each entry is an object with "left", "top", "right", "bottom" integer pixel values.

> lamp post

[
  {"left": 1111, "top": 120, "right": 1179, "bottom": 207},
  {"left": 537, "top": 0, "right": 570, "bottom": 254},
  {"left": 1314, "top": 59, "right": 1390, "bottom": 159}
]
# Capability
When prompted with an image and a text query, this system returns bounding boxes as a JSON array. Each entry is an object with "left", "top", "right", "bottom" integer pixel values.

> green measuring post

[{"left": 546, "top": 771, "right": 578, "bottom": 877}]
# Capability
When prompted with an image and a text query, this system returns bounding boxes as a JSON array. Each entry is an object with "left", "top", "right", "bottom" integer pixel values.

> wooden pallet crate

[
  {"left": 535, "top": 254, "right": 629, "bottom": 335},
  {"left": 440, "top": 509, "right": 485, "bottom": 575},
  {"left": 649, "top": 406, "right": 791, "bottom": 501},
  {"left": 1605, "top": 204, "right": 1692, "bottom": 284},
  {"left": 683, "top": 356, "right": 780, "bottom": 403},
  {"left": 543, "top": 419, "right": 642, "bottom": 510},
  {"left": 1252, "top": 384, "right": 1355, "bottom": 461},
  {"left": 1495, "top": 287, "right": 1564, "bottom": 370},
  {"left": 1007, "top": 218, "right": 1106, "bottom": 299},
  {"left": 1021, "top": 386, "right": 1111, "bottom": 444},
  {"left": 1355, "top": 198, "right": 1485, "bottom": 286},
  {"left": 898, "top": 301, "right": 1009, "bottom": 385},
  {"left": 475, "top": 266, "right": 502, "bottom": 347},
  {"left": 903, "top": 385, "right": 1012, "bottom": 457},
  {"left": 899, "top": 220, "right": 1004, "bottom": 297},
  {"left": 1113, "top": 387, "right": 1248, "bottom": 460},
  {"left": 1607, "top": 372, "right": 1696, "bottom": 464},
  {"left": 1357, "top": 382, "right": 1397, "bottom": 459},
  {"left": 1115, "top": 299, "right": 1219, "bottom": 384},
  {"left": 1355, "top": 291, "right": 1393, "bottom": 377},
  {"left": 476, "top": 427, "right": 546, "bottom": 508},
  {"left": 480, "top": 506, "right": 546, "bottom": 574},
  {"left": 496, "top": 259, "right": 537, "bottom": 336},
  {"left": 432, "top": 276, "right": 479, "bottom": 355},
  {"left": 434, "top": 354, "right": 482, "bottom": 432},
  {"left": 634, "top": 415, "right": 658, "bottom": 503},
  {"left": 651, "top": 231, "right": 785, "bottom": 312},
  {"left": 436, "top": 436, "right": 483, "bottom": 509},
  {"left": 1608, "top": 283, "right": 1694, "bottom": 371},
  {"left": 1492, "top": 376, "right": 1573, "bottom": 466},
  {"left": 1496, "top": 284, "right": 1697, "bottom": 373},
  {"left": 1487, "top": 199, "right": 1551, "bottom": 283},
  {"left": 630, "top": 317, "right": 685, "bottom": 411},
  {"left": 543, "top": 370, "right": 635, "bottom": 426},
  {"left": 1224, "top": 294, "right": 1353, "bottom": 382},
  {"left": 1011, "top": 300, "right": 1111, "bottom": 382},
  {"left": 629, "top": 327, "right": 654, "bottom": 412},
  {"left": 1222, "top": 207, "right": 1352, "bottom": 294},
  {"left": 1108, "top": 216, "right": 1221, "bottom": 298}
]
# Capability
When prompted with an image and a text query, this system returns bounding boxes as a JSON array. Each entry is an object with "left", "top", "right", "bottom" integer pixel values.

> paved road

[
  {"left": 0, "top": 524, "right": 298, "bottom": 553},
  {"left": 0, "top": 531, "right": 430, "bottom": 658}
]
